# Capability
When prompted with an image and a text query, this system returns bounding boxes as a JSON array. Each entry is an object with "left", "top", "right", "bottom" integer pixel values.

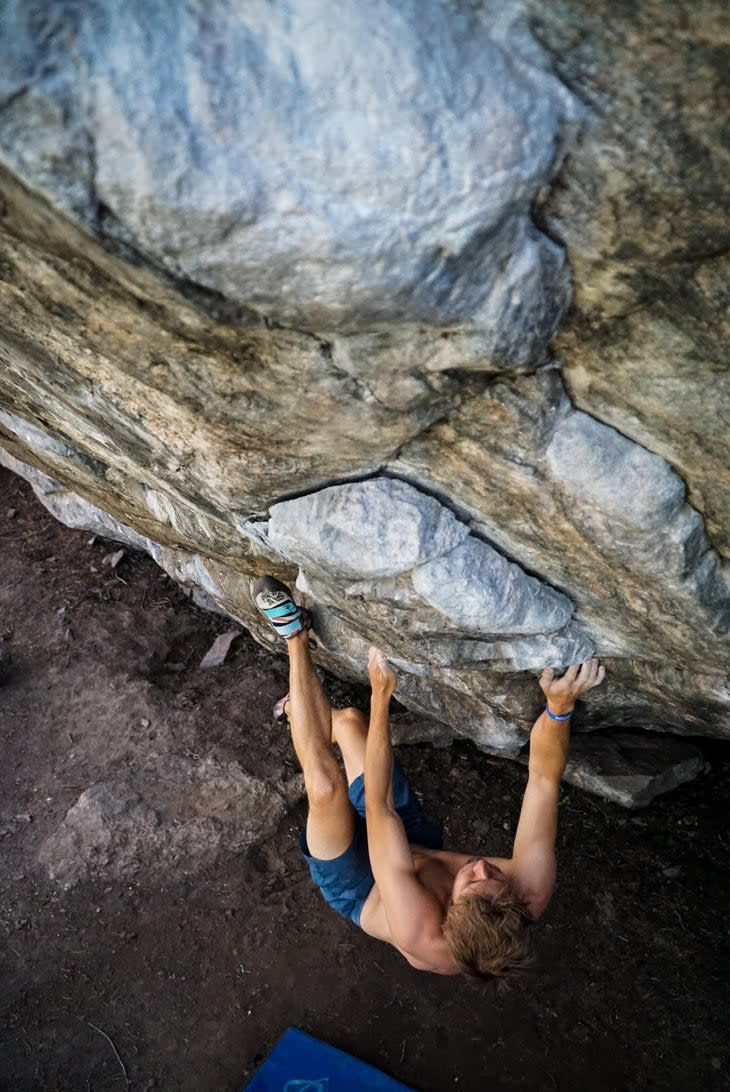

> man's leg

[
  {"left": 286, "top": 630, "right": 356, "bottom": 860},
  {"left": 282, "top": 685, "right": 368, "bottom": 786},
  {"left": 331, "top": 706, "right": 368, "bottom": 785}
]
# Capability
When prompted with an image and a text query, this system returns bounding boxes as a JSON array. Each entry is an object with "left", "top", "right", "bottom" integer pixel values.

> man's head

[{"left": 444, "top": 859, "right": 533, "bottom": 981}]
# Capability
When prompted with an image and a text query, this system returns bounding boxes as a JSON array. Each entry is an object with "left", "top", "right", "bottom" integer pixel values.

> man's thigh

[
  {"left": 331, "top": 706, "right": 368, "bottom": 785},
  {"left": 304, "top": 767, "right": 356, "bottom": 860},
  {"left": 348, "top": 760, "right": 443, "bottom": 849}
]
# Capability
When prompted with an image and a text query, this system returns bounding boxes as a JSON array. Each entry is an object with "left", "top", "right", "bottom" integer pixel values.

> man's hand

[
  {"left": 539, "top": 658, "right": 605, "bottom": 714},
  {"left": 368, "top": 647, "right": 397, "bottom": 697}
]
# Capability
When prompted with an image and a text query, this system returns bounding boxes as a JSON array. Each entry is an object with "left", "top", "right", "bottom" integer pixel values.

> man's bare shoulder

[
  {"left": 393, "top": 910, "right": 460, "bottom": 976},
  {"left": 402, "top": 942, "right": 460, "bottom": 975},
  {"left": 359, "top": 874, "right": 439, "bottom": 938}
]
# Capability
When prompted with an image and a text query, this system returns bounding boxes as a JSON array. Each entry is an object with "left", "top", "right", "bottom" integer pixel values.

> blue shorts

[{"left": 299, "top": 759, "right": 443, "bottom": 927}]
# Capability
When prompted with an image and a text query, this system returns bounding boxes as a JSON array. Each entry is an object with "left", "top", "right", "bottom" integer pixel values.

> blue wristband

[{"left": 545, "top": 704, "right": 574, "bottom": 721}]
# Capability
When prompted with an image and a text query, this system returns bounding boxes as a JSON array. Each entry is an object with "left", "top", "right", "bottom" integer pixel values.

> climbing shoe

[{"left": 252, "top": 576, "right": 308, "bottom": 640}]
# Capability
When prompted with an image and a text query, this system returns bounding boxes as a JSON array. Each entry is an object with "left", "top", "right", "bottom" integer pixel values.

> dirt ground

[{"left": 1, "top": 466, "right": 728, "bottom": 1092}]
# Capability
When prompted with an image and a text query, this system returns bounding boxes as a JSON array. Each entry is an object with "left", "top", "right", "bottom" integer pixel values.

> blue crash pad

[{"left": 243, "top": 1027, "right": 414, "bottom": 1091}]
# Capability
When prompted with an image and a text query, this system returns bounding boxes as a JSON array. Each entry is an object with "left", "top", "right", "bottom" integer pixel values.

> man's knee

[
  {"left": 306, "top": 764, "right": 348, "bottom": 810},
  {"left": 333, "top": 706, "right": 367, "bottom": 731}
]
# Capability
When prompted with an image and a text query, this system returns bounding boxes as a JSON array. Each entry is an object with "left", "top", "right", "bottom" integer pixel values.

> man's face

[{"left": 451, "top": 857, "right": 508, "bottom": 903}]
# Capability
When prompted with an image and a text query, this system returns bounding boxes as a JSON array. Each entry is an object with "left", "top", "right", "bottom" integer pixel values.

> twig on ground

[
  {"left": 67, "top": 591, "right": 99, "bottom": 611},
  {"left": 86, "top": 1021, "right": 129, "bottom": 1087}
]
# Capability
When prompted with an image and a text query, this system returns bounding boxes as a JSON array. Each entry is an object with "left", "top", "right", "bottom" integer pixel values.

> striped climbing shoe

[{"left": 252, "top": 576, "right": 308, "bottom": 640}]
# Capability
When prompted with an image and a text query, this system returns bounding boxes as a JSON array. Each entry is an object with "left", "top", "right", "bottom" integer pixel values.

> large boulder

[{"left": 0, "top": 0, "right": 727, "bottom": 801}]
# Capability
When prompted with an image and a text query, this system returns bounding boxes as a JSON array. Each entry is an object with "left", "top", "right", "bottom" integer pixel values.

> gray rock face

[
  {"left": 564, "top": 733, "right": 705, "bottom": 810},
  {"left": 392, "top": 371, "right": 729, "bottom": 681},
  {"left": 0, "top": 0, "right": 728, "bottom": 803},
  {"left": 545, "top": 412, "right": 686, "bottom": 533},
  {"left": 0, "top": 0, "right": 578, "bottom": 354},
  {"left": 533, "top": 1, "right": 730, "bottom": 556},
  {"left": 268, "top": 478, "right": 468, "bottom": 579},
  {"left": 0, "top": 445, "right": 151, "bottom": 551},
  {"left": 412, "top": 536, "right": 574, "bottom": 636},
  {"left": 265, "top": 475, "right": 592, "bottom": 682},
  {"left": 38, "top": 756, "right": 300, "bottom": 887}
]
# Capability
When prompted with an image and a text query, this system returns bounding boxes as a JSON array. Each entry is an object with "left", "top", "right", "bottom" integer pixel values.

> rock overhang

[{"left": 0, "top": 0, "right": 727, "bottom": 806}]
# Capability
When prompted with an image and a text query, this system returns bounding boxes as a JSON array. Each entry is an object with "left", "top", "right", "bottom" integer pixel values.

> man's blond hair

[{"left": 443, "top": 883, "right": 533, "bottom": 982}]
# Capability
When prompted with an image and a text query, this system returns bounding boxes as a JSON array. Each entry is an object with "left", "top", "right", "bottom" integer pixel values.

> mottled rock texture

[
  {"left": 562, "top": 733, "right": 705, "bottom": 810},
  {"left": 531, "top": 1, "right": 730, "bottom": 557},
  {"left": 0, "top": 1, "right": 728, "bottom": 803},
  {"left": 0, "top": 0, "right": 578, "bottom": 352},
  {"left": 39, "top": 756, "right": 301, "bottom": 887}
]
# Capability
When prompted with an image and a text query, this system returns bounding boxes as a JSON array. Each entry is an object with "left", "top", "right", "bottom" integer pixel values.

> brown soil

[{"left": 1, "top": 466, "right": 728, "bottom": 1092}]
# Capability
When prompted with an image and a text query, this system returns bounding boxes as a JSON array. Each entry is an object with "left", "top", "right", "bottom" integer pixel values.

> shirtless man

[{"left": 253, "top": 576, "right": 605, "bottom": 980}]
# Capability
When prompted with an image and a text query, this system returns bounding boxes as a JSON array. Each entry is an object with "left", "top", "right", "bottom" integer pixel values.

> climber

[{"left": 252, "top": 575, "right": 605, "bottom": 980}]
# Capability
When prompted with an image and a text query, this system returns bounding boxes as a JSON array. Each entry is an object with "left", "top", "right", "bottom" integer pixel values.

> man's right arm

[
  {"left": 511, "top": 660, "right": 605, "bottom": 919},
  {"left": 364, "top": 650, "right": 449, "bottom": 966}
]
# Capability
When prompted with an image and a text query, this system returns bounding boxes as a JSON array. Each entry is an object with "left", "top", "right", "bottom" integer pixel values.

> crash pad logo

[{"left": 284, "top": 1081, "right": 329, "bottom": 1092}]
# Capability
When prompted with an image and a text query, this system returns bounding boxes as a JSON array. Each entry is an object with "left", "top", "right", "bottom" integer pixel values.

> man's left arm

[{"left": 511, "top": 659, "right": 605, "bottom": 919}]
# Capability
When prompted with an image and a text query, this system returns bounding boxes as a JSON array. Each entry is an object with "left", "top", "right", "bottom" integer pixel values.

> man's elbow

[
  {"left": 365, "top": 798, "right": 396, "bottom": 821},
  {"left": 528, "top": 740, "right": 567, "bottom": 783}
]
